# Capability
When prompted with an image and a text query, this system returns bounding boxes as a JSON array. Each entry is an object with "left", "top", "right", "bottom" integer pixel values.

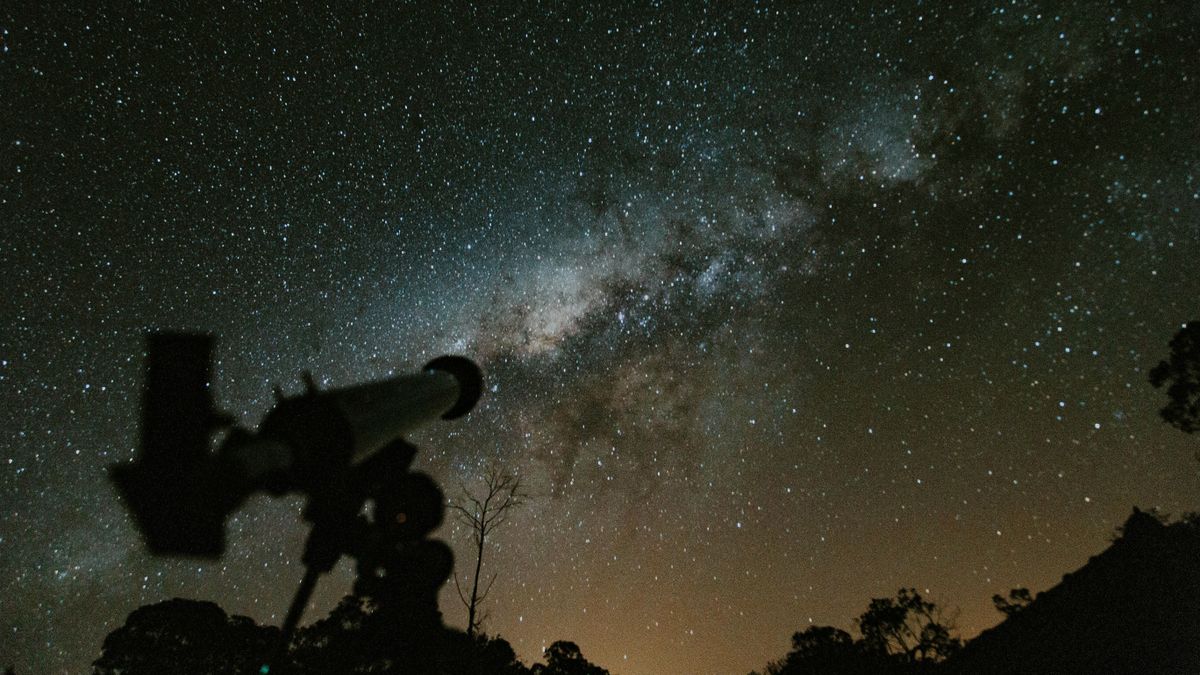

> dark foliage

[
  {"left": 92, "top": 598, "right": 280, "bottom": 675},
  {"left": 756, "top": 625, "right": 893, "bottom": 675},
  {"left": 856, "top": 588, "right": 961, "bottom": 665},
  {"left": 286, "top": 594, "right": 376, "bottom": 673},
  {"left": 530, "top": 641, "right": 610, "bottom": 675},
  {"left": 287, "top": 594, "right": 529, "bottom": 674},
  {"left": 990, "top": 588, "right": 1032, "bottom": 617},
  {"left": 93, "top": 594, "right": 612, "bottom": 675},
  {"left": 752, "top": 590, "right": 959, "bottom": 675},
  {"left": 1150, "top": 320, "right": 1200, "bottom": 434}
]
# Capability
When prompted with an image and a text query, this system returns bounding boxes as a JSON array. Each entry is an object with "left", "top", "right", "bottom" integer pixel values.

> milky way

[{"left": 2, "top": 3, "right": 1199, "bottom": 674}]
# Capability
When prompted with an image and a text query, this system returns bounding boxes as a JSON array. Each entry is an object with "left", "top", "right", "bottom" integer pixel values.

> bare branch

[
  {"left": 453, "top": 573, "right": 470, "bottom": 609},
  {"left": 477, "top": 571, "right": 499, "bottom": 603}
]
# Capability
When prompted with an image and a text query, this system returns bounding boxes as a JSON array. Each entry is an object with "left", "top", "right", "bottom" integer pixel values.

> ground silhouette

[
  {"left": 944, "top": 508, "right": 1200, "bottom": 674},
  {"left": 95, "top": 507, "right": 1200, "bottom": 674},
  {"left": 753, "top": 508, "right": 1200, "bottom": 675}
]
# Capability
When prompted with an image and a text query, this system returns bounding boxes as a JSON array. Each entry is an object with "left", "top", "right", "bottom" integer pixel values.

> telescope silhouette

[
  {"left": 110, "top": 332, "right": 484, "bottom": 669},
  {"left": 110, "top": 332, "right": 482, "bottom": 557}
]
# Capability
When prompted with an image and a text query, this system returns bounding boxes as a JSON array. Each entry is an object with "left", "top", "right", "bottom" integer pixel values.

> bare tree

[{"left": 449, "top": 464, "right": 525, "bottom": 636}]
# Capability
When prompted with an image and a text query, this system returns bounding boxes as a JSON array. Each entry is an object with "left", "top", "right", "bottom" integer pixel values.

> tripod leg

[
  {"left": 282, "top": 566, "right": 321, "bottom": 640},
  {"left": 261, "top": 565, "right": 321, "bottom": 673}
]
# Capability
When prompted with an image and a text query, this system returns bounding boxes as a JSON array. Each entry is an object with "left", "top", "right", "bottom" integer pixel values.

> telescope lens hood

[{"left": 423, "top": 355, "right": 483, "bottom": 419}]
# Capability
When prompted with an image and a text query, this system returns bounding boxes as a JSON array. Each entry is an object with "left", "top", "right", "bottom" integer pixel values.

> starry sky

[{"left": 2, "top": 2, "right": 1199, "bottom": 674}]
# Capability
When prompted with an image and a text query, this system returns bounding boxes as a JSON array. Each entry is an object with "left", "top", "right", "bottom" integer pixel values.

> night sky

[{"left": 2, "top": 2, "right": 1199, "bottom": 674}]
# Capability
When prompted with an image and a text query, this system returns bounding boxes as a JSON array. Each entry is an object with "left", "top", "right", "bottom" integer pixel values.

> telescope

[
  {"left": 110, "top": 332, "right": 483, "bottom": 557},
  {"left": 110, "top": 332, "right": 484, "bottom": 670}
]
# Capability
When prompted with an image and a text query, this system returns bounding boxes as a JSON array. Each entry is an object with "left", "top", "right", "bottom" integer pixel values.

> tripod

[{"left": 264, "top": 439, "right": 453, "bottom": 672}]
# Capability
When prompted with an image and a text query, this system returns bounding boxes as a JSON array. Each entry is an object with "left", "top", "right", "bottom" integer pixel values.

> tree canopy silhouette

[
  {"left": 94, "top": 592, "right": 625, "bottom": 675},
  {"left": 288, "top": 593, "right": 529, "bottom": 674},
  {"left": 990, "top": 588, "right": 1032, "bottom": 617},
  {"left": 530, "top": 640, "right": 610, "bottom": 675},
  {"left": 752, "top": 589, "right": 960, "bottom": 675},
  {"left": 755, "top": 625, "right": 889, "bottom": 675},
  {"left": 856, "top": 588, "right": 961, "bottom": 664},
  {"left": 92, "top": 598, "right": 280, "bottom": 675},
  {"left": 1150, "top": 320, "right": 1200, "bottom": 434}
]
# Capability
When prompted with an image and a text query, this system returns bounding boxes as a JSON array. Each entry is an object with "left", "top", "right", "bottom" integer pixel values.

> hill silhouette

[
  {"left": 944, "top": 508, "right": 1200, "bottom": 674},
  {"left": 92, "top": 509, "right": 1200, "bottom": 674}
]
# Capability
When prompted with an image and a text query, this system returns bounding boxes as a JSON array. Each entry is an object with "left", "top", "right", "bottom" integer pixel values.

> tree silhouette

[
  {"left": 1150, "top": 320, "right": 1200, "bottom": 434},
  {"left": 289, "top": 594, "right": 378, "bottom": 672},
  {"left": 287, "top": 593, "right": 531, "bottom": 674},
  {"left": 449, "top": 464, "right": 526, "bottom": 636},
  {"left": 991, "top": 588, "right": 1032, "bottom": 617},
  {"left": 856, "top": 588, "right": 961, "bottom": 664},
  {"left": 93, "top": 598, "right": 280, "bottom": 675},
  {"left": 756, "top": 625, "right": 888, "bottom": 675},
  {"left": 531, "top": 641, "right": 610, "bottom": 675},
  {"left": 751, "top": 589, "right": 961, "bottom": 674},
  {"left": 455, "top": 633, "right": 531, "bottom": 675}
]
